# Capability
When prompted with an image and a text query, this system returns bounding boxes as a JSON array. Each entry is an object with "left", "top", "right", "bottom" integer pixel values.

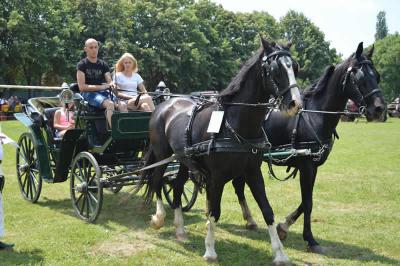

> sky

[{"left": 210, "top": 0, "right": 400, "bottom": 58}]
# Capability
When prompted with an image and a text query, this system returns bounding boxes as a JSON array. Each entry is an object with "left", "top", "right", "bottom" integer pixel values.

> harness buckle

[{"left": 251, "top": 148, "right": 258, "bottom": 154}]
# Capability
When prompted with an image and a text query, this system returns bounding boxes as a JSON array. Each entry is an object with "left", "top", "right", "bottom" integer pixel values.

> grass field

[{"left": 0, "top": 118, "right": 399, "bottom": 265}]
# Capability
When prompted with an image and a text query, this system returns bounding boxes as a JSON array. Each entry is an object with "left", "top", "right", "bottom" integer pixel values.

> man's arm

[{"left": 77, "top": 70, "right": 109, "bottom": 92}]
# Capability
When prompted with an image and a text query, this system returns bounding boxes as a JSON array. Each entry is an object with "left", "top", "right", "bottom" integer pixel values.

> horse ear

[
  {"left": 355, "top": 42, "right": 363, "bottom": 59},
  {"left": 286, "top": 42, "right": 292, "bottom": 50},
  {"left": 260, "top": 36, "right": 273, "bottom": 53},
  {"left": 367, "top": 44, "right": 374, "bottom": 58}
]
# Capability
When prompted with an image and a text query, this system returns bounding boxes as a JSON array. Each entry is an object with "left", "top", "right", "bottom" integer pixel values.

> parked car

[{"left": 387, "top": 97, "right": 400, "bottom": 118}]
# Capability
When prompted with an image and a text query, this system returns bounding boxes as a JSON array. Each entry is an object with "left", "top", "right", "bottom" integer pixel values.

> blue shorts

[{"left": 82, "top": 91, "right": 112, "bottom": 108}]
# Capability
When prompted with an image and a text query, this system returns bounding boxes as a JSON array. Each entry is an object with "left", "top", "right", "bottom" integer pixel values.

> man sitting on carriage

[{"left": 76, "top": 38, "right": 125, "bottom": 128}]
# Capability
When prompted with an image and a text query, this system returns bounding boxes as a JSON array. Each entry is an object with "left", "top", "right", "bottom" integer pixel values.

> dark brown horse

[
  {"left": 233, "top": 42, "right": 385, "bottom": 254},
  {"left": 137, "top": 37, "right": 302, "bottom": 264}
]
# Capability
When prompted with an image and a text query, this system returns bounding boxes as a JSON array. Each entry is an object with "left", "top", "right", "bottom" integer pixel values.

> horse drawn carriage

[{"left": 13, "top": 84, "right": 199, "bottom": 222}]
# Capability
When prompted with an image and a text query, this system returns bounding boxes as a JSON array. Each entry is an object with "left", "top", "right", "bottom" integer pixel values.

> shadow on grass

[
  {"left": 156, "top": 230, "right": 274, "bottom": 266},
  {"left": 36, "top": 191, "right": 204, "bottom": 231},
  {"left": 218, "top": 222, "right": 400, "bottom": 265},
  {"left": 0, "top": 248, "right": 44, "bottom": 265}
]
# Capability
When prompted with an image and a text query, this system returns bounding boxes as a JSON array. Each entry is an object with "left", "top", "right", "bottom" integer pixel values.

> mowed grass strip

[{"left": 0, "top": 118, "right": 399, "bottom": 265}]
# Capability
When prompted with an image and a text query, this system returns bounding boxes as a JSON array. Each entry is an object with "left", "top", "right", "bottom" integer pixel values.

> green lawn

[{"left": 0, "top": 118, "right": 399, "bottom": 265}]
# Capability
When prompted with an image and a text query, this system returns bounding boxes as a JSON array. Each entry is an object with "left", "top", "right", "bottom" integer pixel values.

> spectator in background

[{"left": 7, "top": 97, "right": 14, "bottom": 112}]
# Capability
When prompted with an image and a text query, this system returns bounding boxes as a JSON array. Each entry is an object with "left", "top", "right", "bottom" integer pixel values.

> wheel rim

[
  {"left": 70, "top": 152, "right": 103, "bottom": 222},
  {"left": 162, "top": 172, "right": 198, "bottom": 212},
  {"left": 16, "top": 133, "right": 42, "bottom": 202},
  {"left": 181, "top": 178, "right": 198, "bottom": 212}
]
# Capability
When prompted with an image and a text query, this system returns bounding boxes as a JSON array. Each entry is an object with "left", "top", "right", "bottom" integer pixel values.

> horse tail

[{"left": 136, "top": 144, "right": 158, "bottom": 205}]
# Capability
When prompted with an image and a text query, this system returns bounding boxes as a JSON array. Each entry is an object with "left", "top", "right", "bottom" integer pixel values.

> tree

[
  {"left": 375, "top": 11, "right": 388, "bottom": 41},
  {"left": 372, "top": 33, "right": 400, "bottom": 100},
  {"left": 279, "top": 10, "right": 340, "bottom": 86}
]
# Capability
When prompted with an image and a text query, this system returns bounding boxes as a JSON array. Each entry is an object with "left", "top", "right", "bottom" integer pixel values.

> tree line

[{"left": 0, "top": 0, "right": 398, "bottom": 99}]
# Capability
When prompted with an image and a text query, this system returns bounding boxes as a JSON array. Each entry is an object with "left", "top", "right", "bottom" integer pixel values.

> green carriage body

[
  {"left": 14, "top": 96, "right": 152, "bottom": 184},
  {"left": 13, "top": 91, "right": 198, "bottom": 222}
]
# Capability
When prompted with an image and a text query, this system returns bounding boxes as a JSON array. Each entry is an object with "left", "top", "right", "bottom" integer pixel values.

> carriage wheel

[
  {"left": 70, "top": 152, "right": 103, "bottom": 223},
  {"left": 162, "top": 171, "right": 199, "bottom": 212},
  {"left": 16, "top": 132, "right": 42, "bottom": 203}
]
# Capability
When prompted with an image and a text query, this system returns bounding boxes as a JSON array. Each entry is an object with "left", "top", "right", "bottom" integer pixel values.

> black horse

[
  {"left": 137, "top": 37, "right": 302, "bottom": 264},
  {"left": 232, "top": 42, "right": 385, "bottom": 254}
]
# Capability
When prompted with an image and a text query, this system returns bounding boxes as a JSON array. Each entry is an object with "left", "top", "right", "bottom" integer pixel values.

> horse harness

[{"left": 265, "top": 59, "right": 379, "bottom": 181}]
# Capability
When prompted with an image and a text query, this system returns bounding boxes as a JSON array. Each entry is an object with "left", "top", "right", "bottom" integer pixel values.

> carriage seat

[{"left": 43, "top": 107, "right": 62, "bottom": 143}]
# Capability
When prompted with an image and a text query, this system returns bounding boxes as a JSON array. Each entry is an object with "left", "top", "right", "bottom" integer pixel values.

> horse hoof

[
  {"left": 150, "top": 215, "right": 164, "bottom": 230},
  {"left": 276, "top": 223, "right": 288, "bottom": 241},
  {"left": 176, "top": 232, "right": 188, "bottom": 242},
  {"left": 203, "top": 255, "right": 218, "bottom": 263},
  {"left": 272, "top": 259, "right": 292, "bottom": 266},
  {"left": 307, "top": 245, "right": 326, "bottom": 254},
  {"left": 245, "top": 222, "right": 258, "bottom": 230}
]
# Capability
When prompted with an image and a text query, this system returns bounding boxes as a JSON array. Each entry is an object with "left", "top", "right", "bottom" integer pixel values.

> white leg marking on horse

[
  {"left": 150, "top": 199, "right": 166, "bottom": 229},
  {"left": 268, "top": 224, "right": 290, "bottom": 264},
  {"left": 203, "top": 217, "right": 218, "bottom": 262},
  {"left": 174, "top": 207, "right": 187, "bottom": 241},
  {"left": 240, "top": 200, "right": 258, "bottom": 229}
]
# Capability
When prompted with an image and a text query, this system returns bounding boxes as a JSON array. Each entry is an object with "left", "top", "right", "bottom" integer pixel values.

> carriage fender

[{"left": 14, "top": 112, "right": 53, "bottom": 180}]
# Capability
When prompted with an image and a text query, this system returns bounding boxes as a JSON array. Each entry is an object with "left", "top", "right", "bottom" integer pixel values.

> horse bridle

[
  {"left": 342, "top": 59, "right": 381, "bottom": 110},
  {"left": 262, "top": 49, "right": 299, "bottom": 102},
  {"left": 220, "top": 49, "right": 298, "bottom": 109}
]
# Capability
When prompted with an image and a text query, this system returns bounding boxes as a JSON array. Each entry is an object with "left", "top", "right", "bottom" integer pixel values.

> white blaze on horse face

[
  {"left": 279, "top": 56, "right": 301, "bottom": 103},
  {"left": 203, "top": 217, "right": 217, "bottom": 262},
  {"left": 268, "top": 224, "right": 290, "bottom": 264}
]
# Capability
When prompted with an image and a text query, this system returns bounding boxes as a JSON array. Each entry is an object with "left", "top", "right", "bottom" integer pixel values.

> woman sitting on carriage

[
  {"left": 113, "top": 53, "right": 155, "bottom": 112},
  {"left": 53, "top": 89, "right": 75, "bottom": 138}
]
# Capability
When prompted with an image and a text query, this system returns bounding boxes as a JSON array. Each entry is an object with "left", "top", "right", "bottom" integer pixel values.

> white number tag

[{"left": 207, "top": 111, "right": 224, "bottom": 133}]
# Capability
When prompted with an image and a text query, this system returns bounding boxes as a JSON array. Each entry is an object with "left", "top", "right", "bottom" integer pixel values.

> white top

[{"left": 114, "top": 72, "right": 144, "bottom": 96}]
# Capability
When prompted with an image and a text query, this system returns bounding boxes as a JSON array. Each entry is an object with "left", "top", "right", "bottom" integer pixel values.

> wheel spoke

[
  {"left": 166, "top": 185, "right": 173, "bottom": 195},
  {"left": 77, "top": 163, "right": 84, "bottom": 181},
  {"left": 22, "top": 138, "right": 28, "bottom": 159},
  {"left": 88, "top": 191, "right": 98, "bottom": 204},
  {"left": 27, "top": 174, "right": 32, "bottom": 198},
  {"left": 30, "top": 171, "right": 37, "bottom": 195},
  {"left": 86, "top": 193, "right": 90, "bottom": 218},
  {"left": 184, "top": 185, "right": 194, "bottom": 194},
  {"left": 183, "top": 191, "right": 189, "bottom": 204},
  {"left": 79, "top": 194, "right": 87, "bottom": 215},
  {"left": 73, "top": 170, "right": 84, "bottom": 183},
  {"left": 75, "top": 192, "right": 84, "bottom": 205},
  {"left": 22, "top": 171, "right": 28, "bottom": 191},
  {"left": 82, "top": 160, "right": 88, "bottom": 182}
]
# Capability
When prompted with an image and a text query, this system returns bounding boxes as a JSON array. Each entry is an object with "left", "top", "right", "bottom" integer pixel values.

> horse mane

[
  {"left": 219, "top": 47, "right": 264, "bottom": 98},
  {"left": 302, "top": 65, "right": 335, "bottom": 98},
  {"left": 303, "top": 52, "right": 365, "bottom": 99}
]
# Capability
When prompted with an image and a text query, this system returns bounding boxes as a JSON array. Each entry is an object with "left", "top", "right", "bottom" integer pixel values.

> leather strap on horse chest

[
  {"left": 184, "top": 137, "right": 269, "bottom": 157},
  {"left": 183, "top": 101, "right": 269, "bottom": 157}
]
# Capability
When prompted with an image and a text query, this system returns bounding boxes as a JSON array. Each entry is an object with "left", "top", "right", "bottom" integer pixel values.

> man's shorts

[{"left": 82, "top": 91, "right": 112, "bottom": 108}]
